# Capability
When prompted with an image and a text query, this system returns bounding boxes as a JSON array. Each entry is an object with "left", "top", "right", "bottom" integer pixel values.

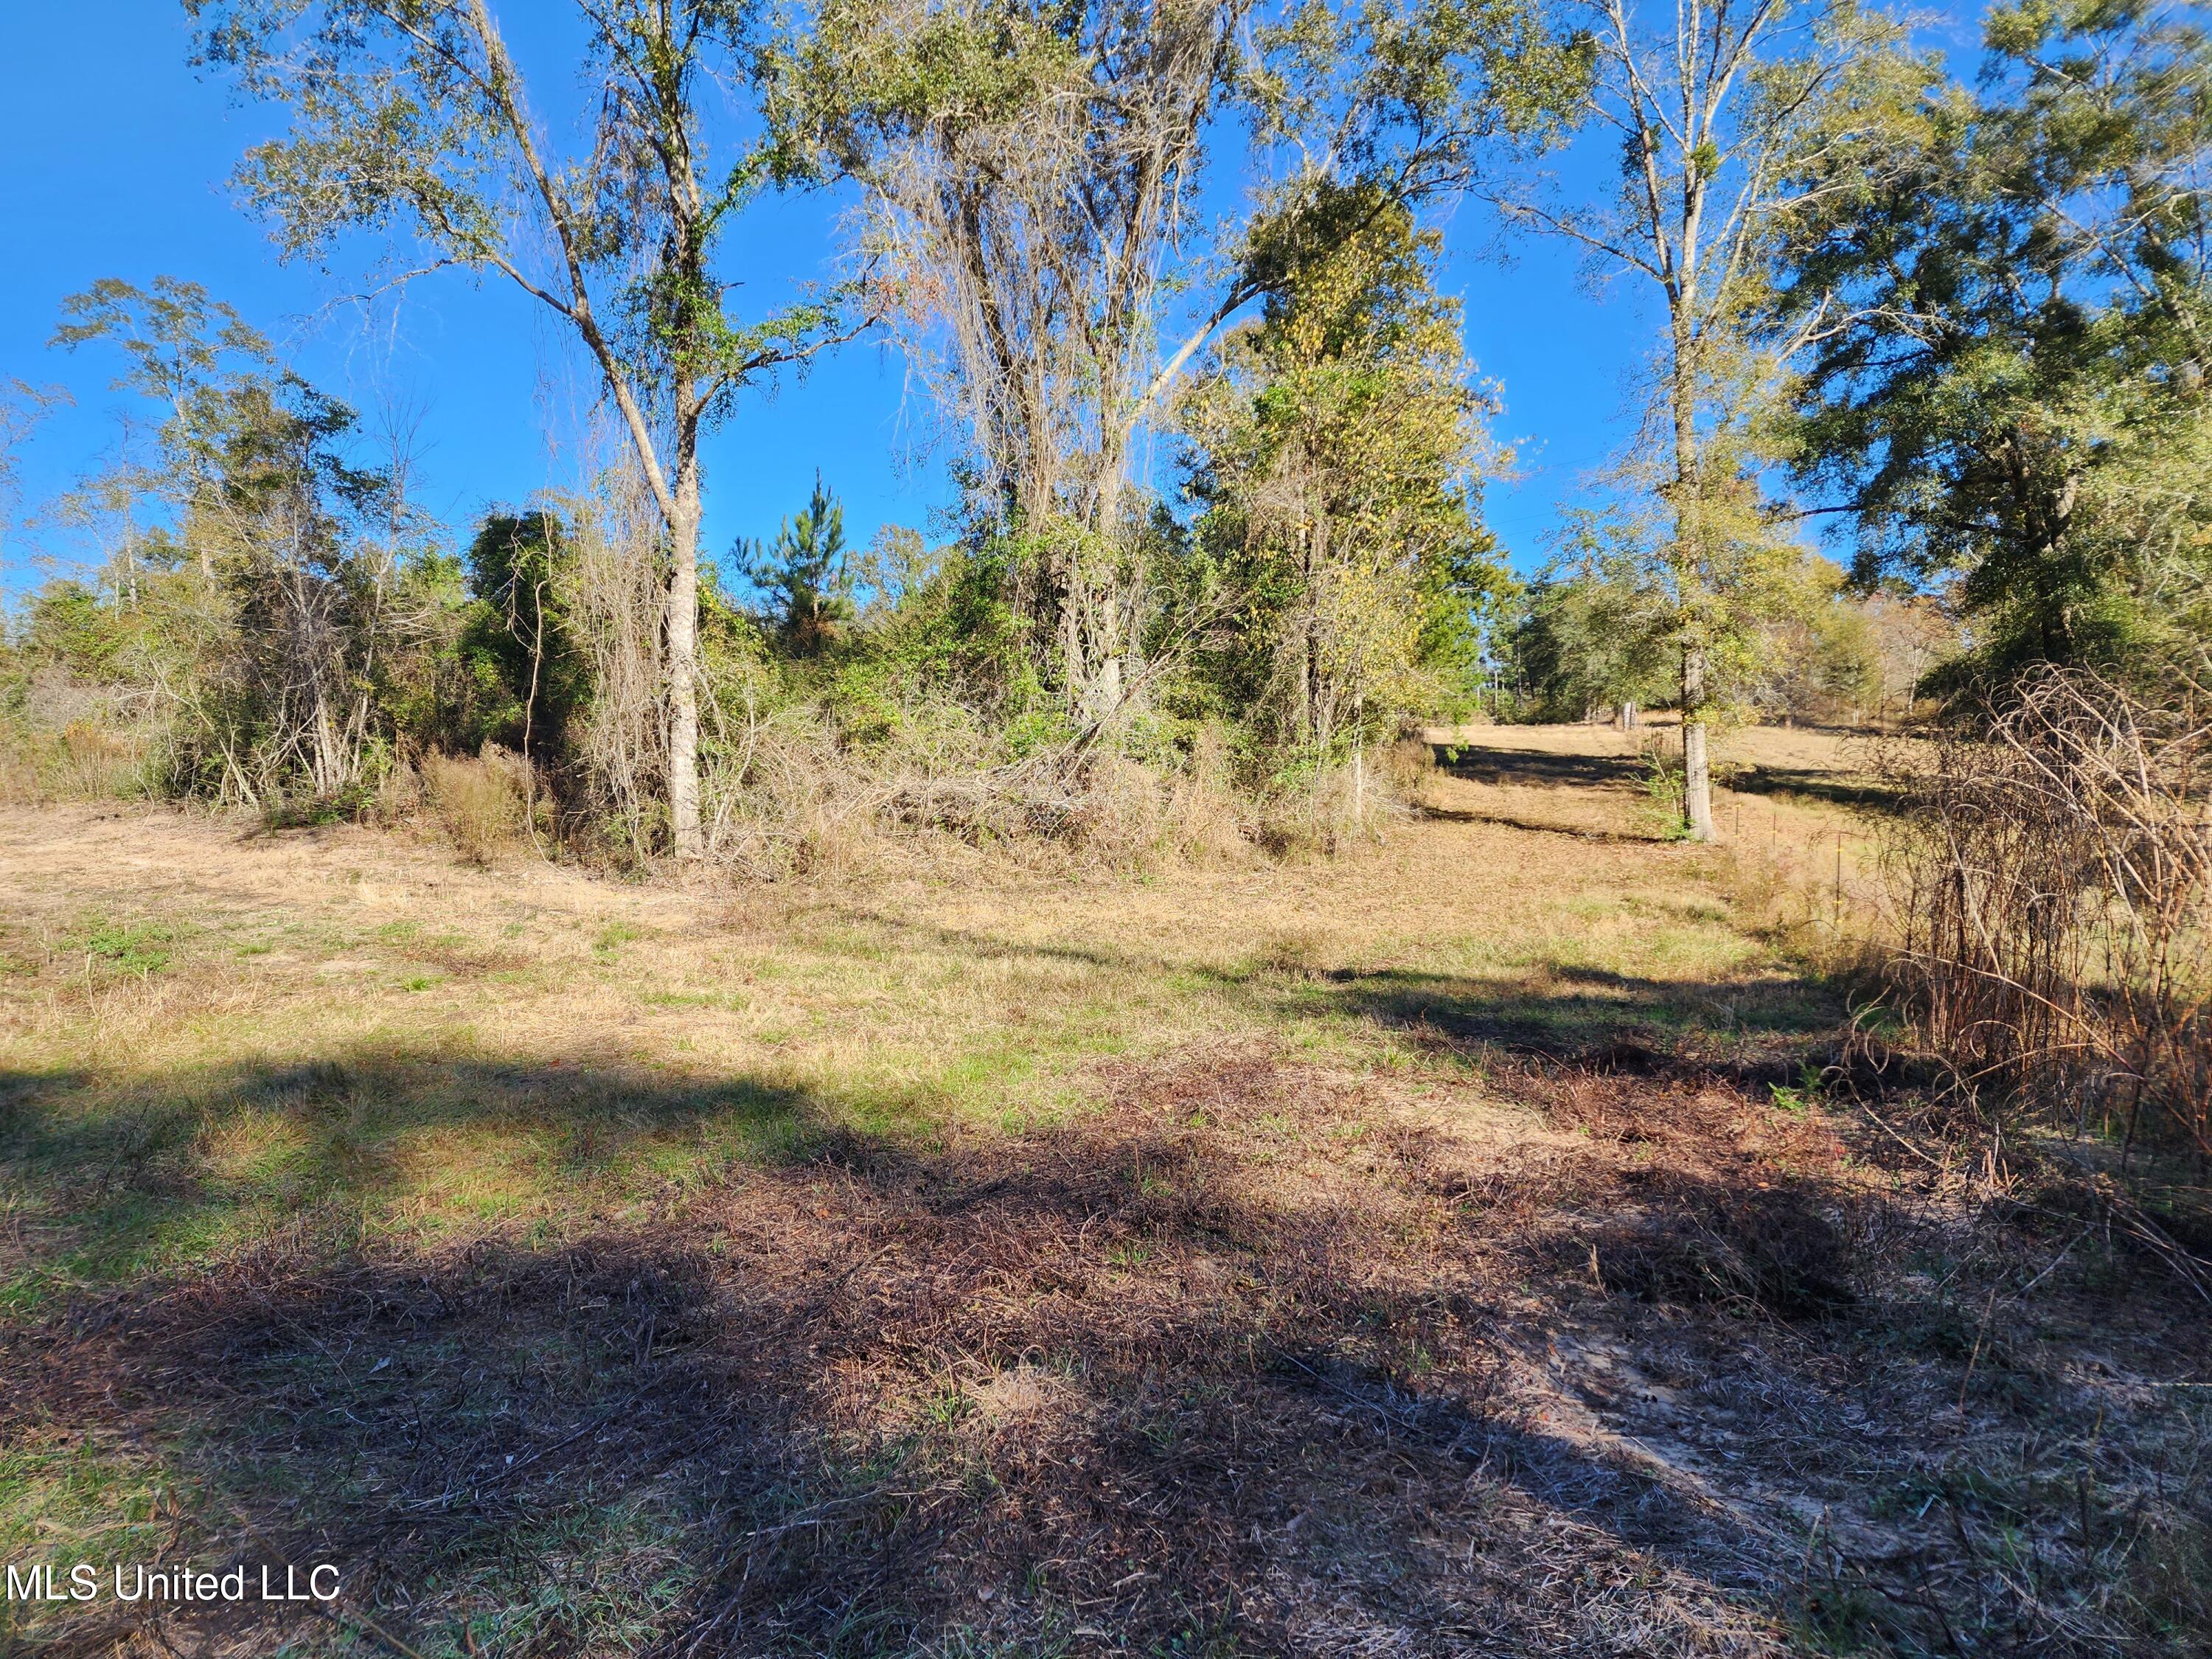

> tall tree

[
  {"left": 52, "top": 279, "right": 419, "bottom": 803},
  {"left": 1180, "top": 199, "right": 1503, "bottom": 802},
  {"left": 189, "top": 0, "right": 858, "bottom": 855},
  {"left": 1780, "top": 0, "right": 2212, "bottom": 683},
  {"left": 773, "top": 0, "right": 1580, "bottom": 723},
  {"left": 1498, "top": 0, "right": 1922, "bottom": 837}
]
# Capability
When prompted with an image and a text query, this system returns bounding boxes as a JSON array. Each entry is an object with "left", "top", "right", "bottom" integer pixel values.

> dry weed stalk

[{"left": 1880, "top": 667, "right": 2211, "bottom": 1156}]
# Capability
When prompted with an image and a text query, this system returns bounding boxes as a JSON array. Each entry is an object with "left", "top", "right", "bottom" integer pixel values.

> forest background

[{"left": 0, "top": 0, "right": 2202, "bottom": 868}]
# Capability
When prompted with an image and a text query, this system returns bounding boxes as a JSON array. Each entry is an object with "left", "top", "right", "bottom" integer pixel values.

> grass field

[{"left": 1, "top": 727, "right": 2205, "bottom": 1657}]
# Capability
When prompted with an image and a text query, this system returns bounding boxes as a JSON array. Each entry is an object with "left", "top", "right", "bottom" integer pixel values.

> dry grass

[
  {"left": 413, "top": 747, "right": 540, "bottom": 865},
  {"left": 0, "top": 729, "right": 2205, "bottom": 1657},
  {"left": 1874, "top": 670, "right": 2211, "bottom": 1156}
]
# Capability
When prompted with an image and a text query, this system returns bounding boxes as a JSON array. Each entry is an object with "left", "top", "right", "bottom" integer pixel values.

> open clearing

[{"left": 1, "top": 729, "right": 2205, "bottom": 1657}]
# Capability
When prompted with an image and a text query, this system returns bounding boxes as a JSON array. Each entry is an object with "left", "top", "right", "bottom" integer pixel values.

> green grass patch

[{"left": 74, "top": 917, "right": 176, "bottom": 974}]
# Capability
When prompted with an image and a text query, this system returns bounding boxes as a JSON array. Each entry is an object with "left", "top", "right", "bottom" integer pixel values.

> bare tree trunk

[
  {"left": 1681, "top": 648, "right": 1714, "bottom": 839},
  {"left": 1670, "top": 297, "right": 1714, "bottom": 842},
  {"left": 667, "top": 438, "right": 704, "bottom": 860}
]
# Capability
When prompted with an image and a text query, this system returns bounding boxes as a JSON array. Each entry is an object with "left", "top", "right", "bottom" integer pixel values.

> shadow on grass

[
  {"left": 0, "top": 1055, "right": 812, "bottom": 1300},
  {"left": 823, "top": 908, "right": 1841, "bottom": 1079},
  {"left": 1427, "top": 742, "right": 1649, "bottom": 791},
  {"left": 1413, "top": 803, "right": 1665, "bottom": 844},
  {"left": 1723, "top": 764, "right": 1901, "bottom": 814},
  {"left": 1316, "top": 962, "right": 1834, "bottom": 1077},
  {"left": 1, "top": 1048, "right": 1816, "bottom": 1658},
  {"left": 1424, "top": 734, "right": 1899, "bottom": 820}
]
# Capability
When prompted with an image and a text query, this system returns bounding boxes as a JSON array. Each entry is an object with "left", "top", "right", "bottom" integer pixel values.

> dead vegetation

[
  {"left": 411, "top": 746, "right": 541, "bottom": 865},
  {"left": 1875, "top": 668, "right": 2211, "bottom": 1160}
]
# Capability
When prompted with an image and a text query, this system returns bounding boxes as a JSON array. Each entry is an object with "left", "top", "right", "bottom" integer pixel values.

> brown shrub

[
  {"left": 1878, "top": 668, "right": 2211, "bottom": 1154},
  {"left": 418, "top": 745, "right": 538, "bottom": 863}
]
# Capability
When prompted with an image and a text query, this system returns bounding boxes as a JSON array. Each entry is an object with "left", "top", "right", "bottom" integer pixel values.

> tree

[
  {"left": 201, "top": 374, "right": 401, "bottom": 800},
  {"left": 45, "top": 419, "right": 163, "bottom": 612},
  {"left": 1749, "top": 554, "right": 1881, "bottom": 725},
  {"left": 48, "top": 278, "right": 448, "bottom": 804},
  {"left": 1498, "top": 0, "right": 1923, "bottom": 837},
  {"left": 1506, "top": 509, "right": 1674, "bottom": 722},
  {"left": 734, "top": 473, "right": 852, "bottom": 654},
  {"left": 52, "top": 276, "right": 274, "bottom": 585},
  {"left": 1858, "top": 586, "right": 1960, "bottom": 721},
  {"left": 189, "top": 0, "right": 860, "bottom": 855},
  {"left": 773, "top": 0, "right": 1580, "bottom": 723},
  {"left": 1780, "top": 0, "right": 2212, "bottom": 685},
  {"left": 1180, "top": 199, "right": 1504, "bottom": 815}
]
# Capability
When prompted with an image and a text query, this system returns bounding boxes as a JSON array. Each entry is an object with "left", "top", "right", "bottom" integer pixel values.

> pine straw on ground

[{"left": 7, "top": 1042, "right": 2209, "bottom": 1658}]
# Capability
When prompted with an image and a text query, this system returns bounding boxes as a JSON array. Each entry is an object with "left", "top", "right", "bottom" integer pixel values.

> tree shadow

[
  {"left": 1428, "top": 744, "right": 1647, "bottom": 790},
  {"left": 3, "top": 1051, "right": 1823, "bottom": 1658},
  {"left": 1723, "top": 764, "right": 1901, "bottom": 813},
  {"left": 0, "top": 1054, "right": 813, "bottom": 1295},
  {"left": 1313, "top": 961, "right": 1834, "bottom": 1073},
  {"left": 1413, "top": 803, "right": 1663, "bottom": 843}
]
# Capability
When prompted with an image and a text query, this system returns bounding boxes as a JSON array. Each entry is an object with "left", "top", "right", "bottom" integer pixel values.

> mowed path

[{"left": 0, "top": 737, "right": 2202, "bottom": 1658}]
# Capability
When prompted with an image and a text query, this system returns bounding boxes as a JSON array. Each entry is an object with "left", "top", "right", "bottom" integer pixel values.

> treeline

[
  {"left": 0, "top": 220, "right": 1497, "bottom": 864},
  {"left": 1, "top": 0, "right": 2207, "bottom": 861},
  {"left": 1499, "top": 532, "right": 1956, "bottom": 728}
]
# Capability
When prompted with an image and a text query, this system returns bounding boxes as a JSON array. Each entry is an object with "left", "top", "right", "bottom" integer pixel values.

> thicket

[
  {"left": 2, "top": 0, "right": 2207, "bottom": 897},
  {"left": 0, "top": 218, "right": 1500, "bottom": 867},
  {"left": 1878, "top": 667, "right": 2211, "bottom": 1166}
]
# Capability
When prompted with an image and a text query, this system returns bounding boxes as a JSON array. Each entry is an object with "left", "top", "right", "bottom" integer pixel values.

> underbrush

[
  {"left": 689, "top": 703, "right": 1265, "bottom": 878},
  {"left": 409, "top": 745, "right": 544, "bottom": 864},
  {"left": 1714, "top": 669, "right": 2212, "bottom": 1294},
  {"left": 367, "top": 711, "right": 1423, "bottom": 877},
  {"left": 1874, "top": 669, "right": 2210, "bottom": 1161},
  {"left": 2, "top": 658, "right": 1428, "bottom": 877},
  {"left": 0, "top": 670, "right": 159, "bottom": 804}
]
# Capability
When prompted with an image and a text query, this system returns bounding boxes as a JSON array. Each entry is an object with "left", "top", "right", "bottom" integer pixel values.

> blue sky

[{"left": 0, "top": 2, "right": 1670, "bottom": 602}]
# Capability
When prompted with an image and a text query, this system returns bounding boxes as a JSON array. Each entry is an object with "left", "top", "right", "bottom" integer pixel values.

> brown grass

[
  {"left": 414, "top": 746, "right": 540, "bottom": 864},
  {"left": 0, "top": 728, "right": 2206, "bottom": 1657}
]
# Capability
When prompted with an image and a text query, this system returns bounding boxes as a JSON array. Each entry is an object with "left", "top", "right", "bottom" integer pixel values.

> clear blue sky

[{"left": 0, "top": 2, "right": 1663, "bottom": 602}]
